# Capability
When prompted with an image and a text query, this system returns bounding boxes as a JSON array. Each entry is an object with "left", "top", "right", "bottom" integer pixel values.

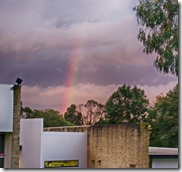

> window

[{"left": 130, "top": 164, "right": 136, "bottom": 168}]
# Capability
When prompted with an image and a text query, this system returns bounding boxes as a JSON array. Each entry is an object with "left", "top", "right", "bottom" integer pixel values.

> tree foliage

[
  {"left": 64, "top": 104, "right": 83, "bottom": 125},
  {"left": 134, "top": 0, "right": 178, "bottom": 75},
  {"left": 149, "top": 84, "right": 178, "bottom": 147},
  {"left": 105, "top": 84, "right": 149, "bottom": 124},
  {"left": 64, "top": 100, "right": 106, "bottom": 126},
  {"left": 22, "top": 108, "right": 74, "bottom": 127}
]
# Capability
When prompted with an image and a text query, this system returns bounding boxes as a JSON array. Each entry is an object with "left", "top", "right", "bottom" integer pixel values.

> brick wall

[
  {"left": 87, "top": 124, "right": 149, "bottom": 168},
  {"left": 44, "top": 123, "right": 149, "bottom": 168},
  {"left": 11, "top": 85, "right": 21, "bottom": 168}
]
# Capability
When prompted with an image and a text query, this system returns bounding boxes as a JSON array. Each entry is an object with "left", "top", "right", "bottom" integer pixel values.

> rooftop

[{"left": 149, "top": 147, "right": 178, "bottom": 156}]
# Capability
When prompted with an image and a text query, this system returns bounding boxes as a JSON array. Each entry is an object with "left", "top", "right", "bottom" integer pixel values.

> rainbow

[{"left": 62, "top": 47, "right": 83, "bottom": 114}]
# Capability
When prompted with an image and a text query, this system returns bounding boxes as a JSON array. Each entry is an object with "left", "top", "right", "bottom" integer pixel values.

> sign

[
  {"left": 44, "top": 160, "right": 79, "bottom": 168},
  {"left": 0, "top": 153, "right": 5, "bottom": 158}
]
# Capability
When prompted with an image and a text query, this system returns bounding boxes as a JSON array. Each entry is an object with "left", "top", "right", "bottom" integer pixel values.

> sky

[{"left": 0, "top": 0, "right": 178, "bottom": 114}]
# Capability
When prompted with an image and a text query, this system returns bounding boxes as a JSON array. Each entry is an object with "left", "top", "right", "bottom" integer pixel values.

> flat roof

[{"left": 149, "top": 147, "right": 178, "bottom": 155}]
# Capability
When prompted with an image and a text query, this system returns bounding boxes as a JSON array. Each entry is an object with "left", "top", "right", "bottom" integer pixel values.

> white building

[
  {"left": 19, "top": 118, "right": 87, "bottom": 168},
  {"left": 149, "top": 147, "right": 178, "bottom": 168}
]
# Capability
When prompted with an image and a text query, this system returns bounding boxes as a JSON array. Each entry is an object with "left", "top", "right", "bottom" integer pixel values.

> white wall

[
  {"left": 0, "top": 84, "right": 14, "bottom": 132},
  {"left": 152, "top": 158, "right": 178, "bottom": 168},
  {"left": 20, "top": 119, "right": 43, "bottom": 168},
  {"left": 20, "top": 119, "right": 87, "bottom": 168},
  {"left": 41, "top": 132, "right": 87, "bottom": 168}
]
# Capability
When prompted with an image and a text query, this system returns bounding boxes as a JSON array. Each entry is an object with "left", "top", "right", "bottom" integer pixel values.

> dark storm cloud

[
  {"left": 0, "top": 0, "right": 153, "bottom": 88},
  {"left": 0, "top": 48, "right": 176, "bottom": 88},
  {"left": 0, "top": 51, "right": 69, "bottom": 87},
  {"left": 76, "top": 63, "right": 177, "bottom": 86}
]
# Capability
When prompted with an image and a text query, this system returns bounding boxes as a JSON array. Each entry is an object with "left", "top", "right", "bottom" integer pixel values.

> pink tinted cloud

[{"left": 21, "top": 81, "right": 177, "bottom": 114}]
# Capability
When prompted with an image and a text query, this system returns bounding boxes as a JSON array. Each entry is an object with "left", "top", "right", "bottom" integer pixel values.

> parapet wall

[
  {"left": 44, "top": 124, "right": 149, "bottom": 168},
  {"left": 44, "top": 125, "right": 90, "bottom": 132}
]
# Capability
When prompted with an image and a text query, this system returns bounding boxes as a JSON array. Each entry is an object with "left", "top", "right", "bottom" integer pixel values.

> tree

[
  {"left": 64, "top": 104, "right": 83, "bottom": 125},
  {"left": 149, "top": 84, "right": 178, "bottom": 147},
  {"left": 77, "top": 100, "right": 107, "bottom": 125},
  {"left": 22, "top": 107, "right": 74, "bottom": 127},
  {"left": 105, "top": 84, "right": 149, "bottom": 124},
  {"left": 21, "top": 106, "right": 33, "bottom": 118},
  {"left": 33, "top": 109, "right": 67, "bottom": 128},
  {"left": 134, "top": 0, "right": 178, "bottom": 75}
]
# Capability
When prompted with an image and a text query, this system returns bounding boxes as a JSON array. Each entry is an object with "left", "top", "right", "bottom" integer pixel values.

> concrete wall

[
  {"left": 20, "top": 119, "right": 87, "bottom": 168},
  {"left": 41, "top": 132, "right": 87, "bottom": 168},
  {"left": 45, "top": 123, "right": 149, "bottom": 168},
  {"left": 20, "top": 119, "right": 43, "bottom": 168}
]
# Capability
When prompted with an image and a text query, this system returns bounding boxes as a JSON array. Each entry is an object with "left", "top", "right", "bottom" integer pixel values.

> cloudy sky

[{"left": 0, "top": 0, "right": 178, "bottom": 114}]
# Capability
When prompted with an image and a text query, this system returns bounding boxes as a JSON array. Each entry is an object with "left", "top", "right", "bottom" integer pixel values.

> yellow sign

[{"left": 44, "top": 160, "right": 79, "bottom": 168}]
